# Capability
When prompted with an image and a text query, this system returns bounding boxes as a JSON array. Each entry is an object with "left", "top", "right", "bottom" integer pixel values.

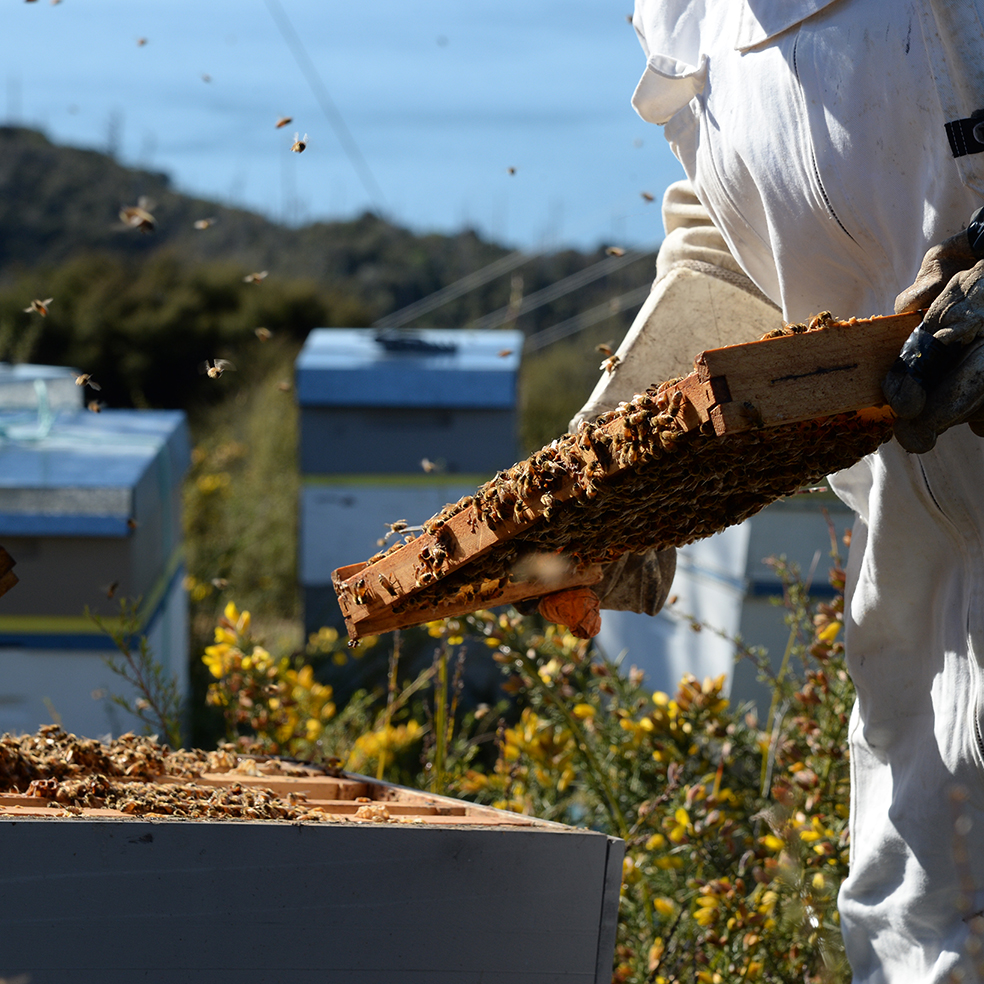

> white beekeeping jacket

[{"left": 629, "top": 0, "right": 984, "bottom": 979}]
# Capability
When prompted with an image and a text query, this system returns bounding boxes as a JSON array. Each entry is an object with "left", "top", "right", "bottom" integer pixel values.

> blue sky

[{"left": 3, "top": 0, "right": 685, "bottom": 251}]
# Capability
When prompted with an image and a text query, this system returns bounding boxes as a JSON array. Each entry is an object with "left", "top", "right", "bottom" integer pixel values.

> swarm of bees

[{"left": 343, "top": 325, "right": 893, "bottom": 628}]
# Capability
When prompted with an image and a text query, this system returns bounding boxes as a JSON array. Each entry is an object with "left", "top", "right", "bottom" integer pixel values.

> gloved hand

[
  {"left": 884, "top": 208, "right": 984, "bottom": 452},
  {"left": 517, "top": 548, "right": 676, "bottom": 638}
]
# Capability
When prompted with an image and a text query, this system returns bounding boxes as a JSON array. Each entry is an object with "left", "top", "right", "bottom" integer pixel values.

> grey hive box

[
  {"left": 0, "top": 775, "right": 624, "bottom": 984},
  {"left": 296, "top": 329, "right": 523, "bottom": 635},
  {"left": 0, "top": 396, "right": 190, "bottom": 736}
]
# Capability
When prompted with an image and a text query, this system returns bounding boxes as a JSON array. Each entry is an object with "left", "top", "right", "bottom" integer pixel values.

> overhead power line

[
  {"left": 467, "top": 249, "right": 655, "bottom": 332},
  {"left": 372, "top": 250, "right": 535, "bottom": 329},
  {"left": 264, "top": 0, "right": 385, "bottom": 209},
  {"left": 524, "top": 285, "right": 652, "bottom": 352}
]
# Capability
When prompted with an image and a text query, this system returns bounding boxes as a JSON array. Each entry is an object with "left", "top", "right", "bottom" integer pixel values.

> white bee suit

[{"left": 625, "top": 0, "right": 984, "bottom": 978}]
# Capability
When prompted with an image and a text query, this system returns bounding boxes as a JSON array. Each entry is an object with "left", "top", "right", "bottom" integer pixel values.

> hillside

[{"left": 0, "top": 127, "right": 657, "bottom": 332}]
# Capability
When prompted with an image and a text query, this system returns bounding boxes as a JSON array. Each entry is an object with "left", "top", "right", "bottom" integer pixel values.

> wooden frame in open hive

[{"left": 332, "top": 313, "right": 921, "bottom": 638}]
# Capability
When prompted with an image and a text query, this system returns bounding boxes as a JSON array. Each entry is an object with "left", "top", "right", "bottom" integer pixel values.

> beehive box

[
  {"left": 0, "top": 400, "right": 190, "bottom": 735},
  {"left": 0, "top": 733, "right": 623, "bottom": 984},
  {"left": 297, "top": 328, "right": 523, "bottom": 634}
]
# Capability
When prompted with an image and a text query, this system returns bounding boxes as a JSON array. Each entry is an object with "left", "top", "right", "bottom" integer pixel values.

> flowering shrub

[{"left": 203, "top": 602, "right": 338, "bottom": 757}]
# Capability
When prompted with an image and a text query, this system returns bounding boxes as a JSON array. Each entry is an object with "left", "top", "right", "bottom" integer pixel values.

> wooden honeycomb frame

[{"left": 333, "top": 312, "right": 921, "bottom": 639}]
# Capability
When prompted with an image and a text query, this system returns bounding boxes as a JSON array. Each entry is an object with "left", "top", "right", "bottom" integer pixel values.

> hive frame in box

[{"left": 333, "top": 313, "right": 921, "bottom": 639}]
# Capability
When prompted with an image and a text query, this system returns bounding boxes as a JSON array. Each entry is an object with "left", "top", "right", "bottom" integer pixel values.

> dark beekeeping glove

[{"left": 885, "top": 210, "right": 984, "bottom": 452}]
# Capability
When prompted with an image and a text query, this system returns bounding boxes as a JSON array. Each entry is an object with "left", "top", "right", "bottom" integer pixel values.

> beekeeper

[{"left": 573, "top": 0, "right": 984, "bottom": 980}]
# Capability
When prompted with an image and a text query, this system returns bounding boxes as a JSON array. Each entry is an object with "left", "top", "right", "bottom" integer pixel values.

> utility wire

[
  {"left": 524, "top": 285, "right": 652, "bottom": 352},
  {"left": 263, "top": 0, "right": 385, "bottom": 209},
  {"left": 373, "top": 250, "right": 536, "bottom": 329},
  {"left": 467, "top": 248, "right": 655, "bottom": 332}
]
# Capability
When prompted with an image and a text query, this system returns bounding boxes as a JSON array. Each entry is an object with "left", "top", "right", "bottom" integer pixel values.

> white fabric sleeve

[{"left": 571, "top": 180, "right": 783, "bottom": 429}]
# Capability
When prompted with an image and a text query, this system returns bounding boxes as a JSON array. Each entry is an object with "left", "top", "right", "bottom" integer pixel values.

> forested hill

[
  {"left": 0, "top": 127, "right": 656, "bottom": 418},
  {"left": 0, "top": 126, "right": 656, "bottom": 328}
]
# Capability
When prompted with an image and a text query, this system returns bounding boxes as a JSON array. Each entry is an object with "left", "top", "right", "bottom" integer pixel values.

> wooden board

[
  {"left": 333, "top": 313, "right": 920, "bottom": 637},
  {"left": 0, "top": 810, "right": 623, "bottom": 984}
]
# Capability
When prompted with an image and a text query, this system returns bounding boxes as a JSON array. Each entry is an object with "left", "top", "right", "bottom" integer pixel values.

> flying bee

[
  {"left": 23, "top": 297, "right": 53, "bottom": 316},
  {"left": 136, "top": 36, "right": 148, "bottom": 46},
  {"left": 211, "top": 578, "right": 229, "bottom": 590},
  {"left": 201, "top": 73, "right": 212, "bottom": 83},
  {"left": 254, "top": 326, "right": 272, "bottom": 341},
  {"left": 605, "top": 246, "right": 625, "bottom": 257},
  {"left": 600, "top": 354, "right": 621, "bottom": 374},
  {"left": 291, "top": 132, "right": 308, "bottom": 153},
  {"left": 243, "top": 270, "right": 268, "bottom": 284},
  {"left": 199, "top": 359, "right": 236, "bottom": 379},
  {"left": 127, "top": 517, "right": 138, "bottom": 530},
  {"left": 193, "top": 217, "right": 216, "bottom": 230},
  {"left": 497, "top": 348, "right": 513, "bottom": 358},
  {"left": 277, "top": 380, "right": 292, "bottom": 392},
  {"left": 596, "top": 342, "right": 613, "bottom": 358},
  {"left": 104, "top": 580, "right": 120, "bottom": 599},
  {"left": 507, "top": 166, "right": 516, "bottom": 175},
  {"left": 640, "top": 191, "right": 655, "bottom": 202},
  {"left": 420, "top": 458, "right": 437, "bottom": 473},
  {"left": 275, "top": 116, "right": 293, "bottom": 129},
  {"left": 87, "top": 400, "right": 105, "bottom": 413},
  {"left": 119, "top": 197, "right": 156, "bottom": 232},
  {"left": 75, "top": 373, "right": 100, "bottom": 390}
]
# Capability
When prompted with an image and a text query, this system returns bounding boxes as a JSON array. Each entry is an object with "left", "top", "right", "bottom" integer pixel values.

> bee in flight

[
  {"left": 87, "top": 400, "right": 106, "bottom": 413},
  {"left": 275, "top": 116, "right": 293, "bottom": 129},
  {"left": 199, "top": 359, "right": 236, "bottom": 379},
  {"left": 75, "top": 373, "right": 101, "bottom": 391},
  {"left": 119, "top": 197, "right": 156, "bottom": 232},
  {"left": 194, "top": 217, "right": 216, "bottom": 230},
  {"left": 254, "top": 327, "right": 273, "bottom": 341},
  {"left": 243, "top": 271, "right": 268, "bottom": 284},
  {"left": 23, "top": 298, "right": 52, "bottom": 317},
  {"left": 291, "top": 132, "right": 308, "bottom": 153}
]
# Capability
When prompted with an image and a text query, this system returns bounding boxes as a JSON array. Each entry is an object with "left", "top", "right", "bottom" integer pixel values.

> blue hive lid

[
  {"left": 0, "top": 409, "right": 190, "bottom": 536},
  {"left": 295, "top": 329, "right": 524, "bottom": 409}
]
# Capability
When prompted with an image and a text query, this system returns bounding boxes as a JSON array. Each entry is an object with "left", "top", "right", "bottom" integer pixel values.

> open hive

[
  {"left": 0, "top": 724, "right": 536, "bottom": 825},
  {"left": 334, "top": 312, "right": 921, "bottom": 638},
  {"left": 0, "top": 726, "right": 623, "bottom": 984}
]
